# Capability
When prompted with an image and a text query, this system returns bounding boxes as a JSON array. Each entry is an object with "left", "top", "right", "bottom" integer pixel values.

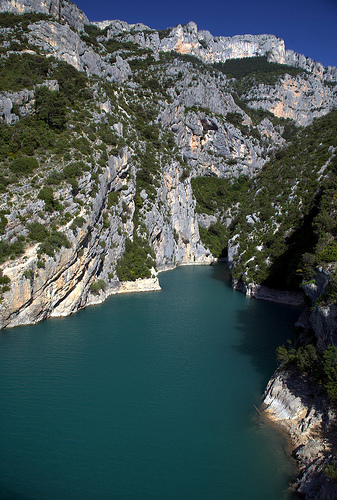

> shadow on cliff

[
  {"left": 260, "top": 204, "right": 318, "bottom": 291},
  {"left": 231, "top": 204, "right": 320, "bottom": 387}
]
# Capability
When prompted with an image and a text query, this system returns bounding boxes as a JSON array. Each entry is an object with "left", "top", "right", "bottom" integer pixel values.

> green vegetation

[
  {"left": 0, "top": 12, "right": 50, "bottom": 29},
  {"left": 90, "top": 279, "right": 106, "bottom": 294},
  {"left": 35, "top": 87, "right": 67, "bottom": 130},
  {"left": 38, "top": 230, "right": 71, "bottom": 257},
  {"left": 214, "top": 56, "right": 304, "bottom": 82},
  {"left": 62, "top": 161, "right": 89, "bottom": 192},
  {"left": 0, "top": 273, "right": 11, "bottom": 295},
  {"left": 229, "top": 110, "right": 337, "bottom": 290},
  {"left": 0, "top": 116, "right": 60, "bottom": 161},
  {"left": 70, "top": 216, "right": 86, "bottom": 230},
  {"left": 0, "top": 213, "right": 8, "bottom": 234},
  {"left": 0, "top": 52, "right": 88, "bottom": 98},
  {"left": 38, "top": 186, "right": 63, "bottom": 212},
  {"left": 199, "top": 223, "right": 227, "bottom": 258},
  {"left": 107, "top": 191, "right": 120, "bottom": 208},
  {"left": 10, "top": 156, "right": 38, "bottom": 174},
  {"left": 191, "top": 175, "right": 250, "bottom": 257},
  {"left": 28, "top": 222, "right": 49, "bottom": 242},
  {"left": 0, "top": 238, "right": 24, "bottom": 263},
  {"left": 116, "top": 236, "right": 156, "bottom": 281},
  {"left": 158, "top": 28, "right": 172, "bottom": 40},
  {"left": 192, "top": 175, "right": 250, "bottom": 214},
  {"left": 277, "top": 343, "right": 337, "bottom": 402},
  {"left": 81, "top": 23, "right": 105, "bottom": 48},
  {"left": 0, "top": 53, "right": 50, "bottom": 91},
  {"left": 232, "top": 95, "right": 300, "bottom": 140},
  {"left": 324, "top": 460, "right": 337, "bottom": 483}
]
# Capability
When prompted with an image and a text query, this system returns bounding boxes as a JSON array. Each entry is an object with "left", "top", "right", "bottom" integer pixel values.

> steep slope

[{"left": 0, "top": 0, "right": 336, "bottom": 333}]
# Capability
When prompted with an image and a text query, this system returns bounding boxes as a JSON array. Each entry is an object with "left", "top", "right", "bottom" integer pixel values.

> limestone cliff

[
  {"left": 0, "top": 0, "right": 336, "bottom": 334},
  {"left": 263, "top": 368, "right": 337, "bottom": 499},
  {"left": 0, "top": 145, "right": 212, "bottom": 330},
  {"left": 0, "top": 0, "right": 89, "bottom": 30}
]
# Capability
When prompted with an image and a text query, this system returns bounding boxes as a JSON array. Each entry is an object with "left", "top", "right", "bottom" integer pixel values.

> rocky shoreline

[
  {"left": 262, "top": 367, "right": 337, "bottom": 499},
  {"left": 232, "top": 278, "right": 305, "bottom": 306}
]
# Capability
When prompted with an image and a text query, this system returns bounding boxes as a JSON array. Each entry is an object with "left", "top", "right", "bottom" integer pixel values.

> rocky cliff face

[
  {"left": 239, "top": 72, "right": 337, "bottom": 126},
  {"left": 0, "top": 0, "right": 89, "bottom": 30},
  {"left": 0, "top": 143, "right": 212, "bottom": 329},
  {"left": 263, "top": 368, "right": 337, "bottom": 499},
  {"left": 0, "top": 0, "right": 336, "bottom": 333}
]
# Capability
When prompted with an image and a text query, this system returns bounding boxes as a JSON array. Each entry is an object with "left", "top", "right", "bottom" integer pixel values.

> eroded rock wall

[
  {"left": 0, "top": 144, "right": 212, "bottom": 330},
  {"left": 263, "top": 368, "right": 337, "bottom": 499}
]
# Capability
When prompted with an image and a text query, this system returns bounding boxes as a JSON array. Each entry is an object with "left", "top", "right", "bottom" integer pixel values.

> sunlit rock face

[
  {"left": 0, "top": 0, "right": 336, "bottom": 331},
  {"left": 0, "top": 0, "right": 89, "bottom": 30}
]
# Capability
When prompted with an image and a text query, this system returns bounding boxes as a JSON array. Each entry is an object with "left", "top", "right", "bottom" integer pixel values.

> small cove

[{"left": 0, "top": 264, "right": 299, "bottom": 499}]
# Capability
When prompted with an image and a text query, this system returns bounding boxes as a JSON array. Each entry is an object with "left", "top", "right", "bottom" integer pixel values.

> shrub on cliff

[
  {"left": 90, "top": 279, "right": 106, "bottom": 294},
  {"left": 276, "top": 343, "right": 318, "bottom": 375},
  {"left": 0, "top": 238, "right": 24, "bottom": 263},
  {"left": 322, "top": 346, "right": 337, "bottom": 401},
  {"left": 0, "top": 213, "right": 8, "bottom": 235},
  {"left": 38, "top": 230, "right": 71, "bottom": 257},
  {"left": 116, "top": 237, "right": 155, "bottom": 281},
  {"left": 38, "top": 187, "right": 63, "bottom": 212},
  {"left": 10, "top": 156, "right": 38, "bottom": 175},
  {"left": 319, "top": 242, "right": 337, "bottom": 263},
  {"left": 35, "top": 87, "right": 67, "bottom": 130},
  {"left": 28, "top": 222, "right": 49, "bottom": 242}
]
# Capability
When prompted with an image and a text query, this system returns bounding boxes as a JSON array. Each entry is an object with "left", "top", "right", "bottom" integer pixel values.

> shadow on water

[
  {"left": 209, "top": 263, "right": 301, "bottom": 498},
  {"left": 208, "top": 263, "right": 300, "bottom": 386},
  {"left": 209, "top": 261, "right": 233, "bottom": 287},
  {"left": 233, "top": 298, "right": 301, "bottom": 386},
  {"left": 0, "top": 486, "right": 35, "bottom": 500}
]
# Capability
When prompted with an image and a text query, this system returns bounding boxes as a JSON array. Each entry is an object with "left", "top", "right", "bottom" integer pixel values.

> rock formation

[{"left": 263, "top": 368, "right": 337, "bottom": 499}]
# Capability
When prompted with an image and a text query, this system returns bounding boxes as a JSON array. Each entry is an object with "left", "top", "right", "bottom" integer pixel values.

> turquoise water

[{"left": 0, "top": 264, "right": 299, "bottom": 499}]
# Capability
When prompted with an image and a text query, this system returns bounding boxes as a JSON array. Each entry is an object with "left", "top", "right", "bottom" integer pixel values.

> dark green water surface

[{"left": 0, "top": 264, "right": 299, "bottom": 499}]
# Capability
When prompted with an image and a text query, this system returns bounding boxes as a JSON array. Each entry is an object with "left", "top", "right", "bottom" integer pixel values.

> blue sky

[{"left": 75, "top": 0, "right": 337, "bottom": 68}]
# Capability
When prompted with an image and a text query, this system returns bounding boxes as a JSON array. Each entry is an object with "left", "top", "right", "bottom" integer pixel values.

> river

[{"left": 0, "top": 264, "right": 299, "bottom": 499}]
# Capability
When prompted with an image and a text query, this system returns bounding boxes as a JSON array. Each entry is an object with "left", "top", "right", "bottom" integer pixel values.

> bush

[
  {"left": 0, "top": 238, "right": 24, "bottom": 262},
  {"left": 10, "top": 156, "right": 38, "bottom": 174},
  {"left": 46, "top": 170, "right": 63, "bottom": 185},
  {"left": 0, "top": 53, "right": 50, "bottom": 91},
  {"left": 322, "top": 346, "right": 337, "bottom": 401},
  {"left": 226, "top": 112, "right": 244, "bottom": 127},
  {"left": 90, "top": 279, "right": 106, "bottom": 294},
  {"left": 319, "top": 242, "right": 337, "bottom": 263},
  {"left": 214, "top": 56, "right": 304, "bottom": 81},
  {"left": 71, "top": 137, "right": 91, "bottom": 156},
  {"left": 38, "top": 230, "right": 71, "bottom": 257},
  {"left": 116, "top": 237, "right": 156, "bottom": 281},
  {"left": 70, "top": 216, "right": 85, "bottom": 230},
  {"left": 35, "top": 86, "right": 67, "bottom": 130},
  {"left": 108, "top": 191, "right": 120, "bottom": 208},
  {"left": 38, "top": 187, "right": 62, "bottom": 212},
  {"left": 0, "top": 12, "right": 50, "bottom": 29},
  {"left": 0, "top": 213, "right": 8, "bottom": 235},
  {"left": 0, "top": 275, "right": 10, "bottom": 285},
  {"left": 199, "top": 223, "right": 228, "bottom": 259},
  {"left": 28, "top": 222, "right": 49, "bottom": 242}
]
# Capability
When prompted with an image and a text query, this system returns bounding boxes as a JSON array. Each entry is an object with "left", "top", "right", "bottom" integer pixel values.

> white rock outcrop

[{"left": 263, "top": 369, "right": 337, "bottom": 499}]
